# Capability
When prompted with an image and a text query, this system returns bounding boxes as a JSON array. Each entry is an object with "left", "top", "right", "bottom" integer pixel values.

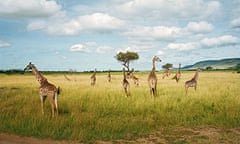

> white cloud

[
  {"left": 96, "top": 46, "right": 113, "bottom": 54},
  {"left": 27, "top": 20, "right": 46, "bottom": 31},
  {"left": 230, "top": 18, "right": 240, "bottom": 29},
  {"left": 124, "top": 26, "right": 182, "bottom": 41},
  {"left": 186, "top": 21, "right": 214, "bottom": 33},
  {"left": 115, "top": 0, "right": 221, "bottom": 20},
  {"left": 0, "top": 40, "right": 11, "bottom": 48},
  {"left": 167, "top": 42, "right": 199, "bottom": 51},
  {"left": 0, "top": 0, "right": 61, "bottom": 18},
  {"left": 124, "top": 21, "right": 214, "bottom": 44},
  {"left": 157, "top": 50, "right": 164, "bottom": 56},
  {"left": 70, "top": 42, "right": 113, "bottom": 54},
  {"left": 70, "top": 44, "right": 91, "bottom": 52},
  {"left": 78, "top": 13, "right": 125, "bottom": 32},
  {"left": 166, "top": 35, "right": 240, "bottom": 51},
  {"left": 46, "top": 19, "right": 82, "bottom": 35},
  {"left": 201, "top": 35, "right": 239, "bottom": 47},
  {"left": 28, "top": 12, "right": 124, "bottom": 35}
]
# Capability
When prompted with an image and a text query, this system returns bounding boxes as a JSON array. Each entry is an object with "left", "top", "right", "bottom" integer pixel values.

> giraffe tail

[{"left": 57, "top": 87, "right": 61, "bottom": 95}]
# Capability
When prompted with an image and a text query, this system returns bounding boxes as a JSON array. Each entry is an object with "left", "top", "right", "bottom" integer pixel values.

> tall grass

[{"left": 0, "top": 71, "right": 240, "bottom": 142}]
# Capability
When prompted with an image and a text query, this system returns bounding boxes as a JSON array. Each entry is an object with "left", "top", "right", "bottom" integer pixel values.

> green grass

[{"left": 0, "top": 71, "right": 240, "bottom": 142}]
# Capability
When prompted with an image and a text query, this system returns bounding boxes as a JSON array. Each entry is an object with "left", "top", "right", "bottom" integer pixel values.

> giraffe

[
  {"left": 108, "top": 70, "right": 111, "bottom": 82},
  {"left": 162, "top": 68, "right": 171, "bottom": 79},
  {"left": 24, "top": 62, "right": 60, "bottom": 116},
  {"left": 128, "top": 70, "right": 139, "bottom": 86},
  {"left": 185, "top": 68, "right": 201, "bottom": 95},
  {"left": 90, "top": 69, "right": 96, "bottom": 86},
  {"left": 122, "top": 68, "right": 130, "bottom": 97},
  {"left": 148, "top": 56, "right": 161, "bottom": 97},
  {"left": 172, "top": 63, "right": 181, "bottom": 83},
  {"left": 64, "top": 74, "right": 71, "bottom": 81}
]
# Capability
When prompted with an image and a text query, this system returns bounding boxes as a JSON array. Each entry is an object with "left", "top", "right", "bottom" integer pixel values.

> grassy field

[{"left": 0, "top": 71, "right": 240, "bottom": 142}]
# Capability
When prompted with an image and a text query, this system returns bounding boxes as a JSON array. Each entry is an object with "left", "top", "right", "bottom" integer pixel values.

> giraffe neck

[
  {"left": 92, "top": 71, "right": 96, "bottom": 77},
  {"left": 178, "top": 65, "right": 181, "bottom": 73},
  {"left": 31, "top": 66, "right": 47, "bottom": 85},
  {"left": 193, "top": 70, "right": 199, "bottom": 81},
  {"left": 123, "top": 69, "right": 126, "bottom": 79},
  {"left": 152, "top": 60, "right": 156, "bottom": 72}
]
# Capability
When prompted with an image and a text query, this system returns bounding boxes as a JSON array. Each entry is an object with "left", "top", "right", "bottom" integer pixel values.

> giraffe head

[
  {"left": 196, "top": 67, "right": 202, "bottom": 71},
  {"left": 24, "top": 62, "right": 35, "bottom": 71},
  {"left": 153, "top": 56, "right": 162, "bottom": 62}
]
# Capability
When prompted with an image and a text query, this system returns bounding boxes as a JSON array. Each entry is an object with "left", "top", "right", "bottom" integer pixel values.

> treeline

[{"left": 0, "top": 69, "right": 126, "bottom": 74}]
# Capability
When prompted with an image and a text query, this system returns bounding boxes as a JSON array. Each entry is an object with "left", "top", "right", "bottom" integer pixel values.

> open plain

[{"left": 0, "top": 71, "right": 240, "bottom": 143}]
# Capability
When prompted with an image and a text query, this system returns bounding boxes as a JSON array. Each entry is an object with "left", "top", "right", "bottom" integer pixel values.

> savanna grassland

[{"left": 0, "top": 71, "right": 240, "bottom": 143}]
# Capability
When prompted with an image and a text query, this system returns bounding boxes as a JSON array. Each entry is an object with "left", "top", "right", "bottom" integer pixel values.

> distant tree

[
  {"left": 236, "top": 64, "right": 240, "bottom": 73},
  {"left": 115, "top": 51, "right": 139, "bottom": 71},
  {"left": 206, "top": 66, "right": 213, "bottom": 70},
  {"left": 162, "top": 63, "right": 173, "bottom": 70}
]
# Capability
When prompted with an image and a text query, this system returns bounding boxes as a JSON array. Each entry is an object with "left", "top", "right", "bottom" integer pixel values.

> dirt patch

[
  {"left": 1, "top": 126, "right": 240, "bottom": 144},
  {"left": 0, "top": 133, "right": 76, "bottom": 144}
]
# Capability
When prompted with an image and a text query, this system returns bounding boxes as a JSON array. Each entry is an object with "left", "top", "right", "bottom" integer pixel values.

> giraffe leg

[
  {"left": 152, "top": 88, "right": 155, "bottom": 97},
  {"left": 48, "top": 95, "right": 55, "bottom": 117},
  {"left": 124, "top": 87, "right": 128, "bottom": 97},
  {"left": 154, "top": 85, "right": 157, "bottom": 97},
  {"left": 127, "top": 86, "right": 131, "bottom": 96},
  {"left": 40, "top": 96, "right": 44, "bottom": 114},
  {"left": 54, "top": 93, "right": 59, "bottom": 115},
  {"left": 185, "top": 85, "right": 188, "bottom": 95}
]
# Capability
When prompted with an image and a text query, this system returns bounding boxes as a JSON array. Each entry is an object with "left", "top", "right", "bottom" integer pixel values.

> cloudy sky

[{"left": 0, "top": 0, "right": 239, "bottom": 71}]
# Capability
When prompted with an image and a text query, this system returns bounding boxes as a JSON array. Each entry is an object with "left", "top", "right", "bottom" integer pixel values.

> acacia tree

[
  {"left": 162, "top": 63, "right": 173, "bottom": 70},
  {"left": 115, "top": 51, "right": 139, "bottom": 71}
]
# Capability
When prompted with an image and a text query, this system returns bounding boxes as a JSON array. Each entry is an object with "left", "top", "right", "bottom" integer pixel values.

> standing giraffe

[
  {"left": 172, "top": 64, "right": 181, "bottom": 83},
  {"left": 185, "top": 68, "right": 201, "bottom": 95},
  {"left": 128, "top": 69, "right": 139, "bottom": 86},
  {"left": 108, "top": 70, "right": 111, "bottom": 82},
  {"left": 24, "top": 62, "right": 60, "bottom": 116},
  {"left": 148, "top": 56, "right": 161, "bottom": 97},
  {"left": 129, "top": 72, "right": 139, "bottom": 86},
  {"left": 90, "top": 69, "right": 96, "bottom": 86},
  {"left": 162, "top": 68, "right": 171, "bottom": 79},
  {"left": 122, "top": 68, "right": 130, "bottom": 97}
]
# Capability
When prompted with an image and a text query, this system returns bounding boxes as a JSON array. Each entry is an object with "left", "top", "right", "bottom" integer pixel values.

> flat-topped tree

[
  {"left": 162, "top": 63, "right": 173, "bottom": 79},
  {"left": 115, "top": 51, "right": 139, "bottom": 72}
]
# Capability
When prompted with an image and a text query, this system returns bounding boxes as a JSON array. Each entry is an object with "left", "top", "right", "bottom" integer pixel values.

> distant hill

[{"left": 182, "top": 58, "right": 240, "bottom": 70}]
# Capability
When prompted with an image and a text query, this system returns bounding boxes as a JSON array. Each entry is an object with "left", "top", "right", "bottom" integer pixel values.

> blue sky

[{"left": 0, "top": 0, "right": 240, "bottom": 71}]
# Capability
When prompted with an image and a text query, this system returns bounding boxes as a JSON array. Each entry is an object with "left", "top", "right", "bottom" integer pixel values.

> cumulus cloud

[
  {"left": 157, "top": 50, "right": 165, "bottom": 56},
  {"left": 115, "top": 0, "right": 221, "bottom": 20},
  {"left": 230, "top": 18, "right": 240, "bottom": 29},
  {"left": 78, "top": 13, "right": 125, "bottom": 32},
  {"left": 186, "top": 21, "right": 214, "bottom": 33},
  {"left": 124, "top": 26, "right": 182, "bottom": 41},
  {"left": 167, "top": 42, "right": 199, "bottom": 51},
  {"left": 0, "top": 40, "right": 11, "bottom": 48},
  {"left": 28, "top": 13, "right": 124, "bottom": 35},
  {"left": 124, "top": 21, "right": 214, "bottom": 43},
  {"left": 70, "top": 44, "right": 91, "bottom": 52},
  {"left": 201, "top": 35, "right": 239, "bottom": 47},
  {"left": 96, "top": 46, "right": 114, "bottom": 53},
  {"left": 70, "top": 42, "right": 113, "bottom": 54},
  {"left": 46, "top": 19, "right": 82, "bottom": 35},
  {"left": 27, "top": 20, "right": 46, "bottom": 31},
  {"left": 166, "top": 35, "right": 240, "bottom": 51},
  {"left": 0, "top": 0, "right": 61, "bottom": 18}
]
